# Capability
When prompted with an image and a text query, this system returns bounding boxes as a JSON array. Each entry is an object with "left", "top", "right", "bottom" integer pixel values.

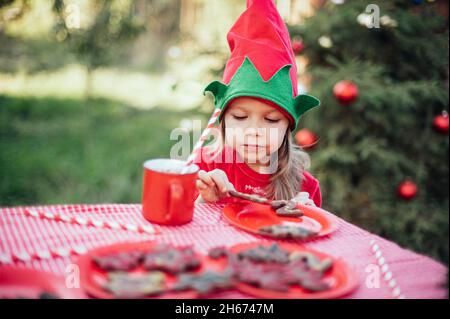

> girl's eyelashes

[
  {"left": 232, "top": 115, "right": 247, "bottom": 120},
  {"left": 231, "top": 114, "right": 280, "bottom": 123}
]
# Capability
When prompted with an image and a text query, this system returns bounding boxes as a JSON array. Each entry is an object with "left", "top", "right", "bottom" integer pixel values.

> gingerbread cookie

[
  {"left": 173, "top": 270, "right": 234, "bottom": 295},
  {"left": 93, "top": 251, "right": 144, "bottom": 271},
  {"left": 228, "top": 190, "right": 270, "bottom": 204},
  {"left": 104, "top": 271, "right": 166, "bottom": 298},
  {"left": 142, "top": 244, "right": 201, "bottom": 274},
  {"left": 233, "top": 259, "right": 290, "bottom": 292},
  {"left": 258, "top": 224, "right": 319, "bottom": 239},
  {"left": 208, "top": 245, "right": 334, "bottom": 293},
  {"left": 228, "top": 190, "right": 303, "bottom": 217},
  {"left": 274, "top": 201, "right": 304, "bottom": 217},
  {"left": 289, "top": 251, "right": 333, "bottom": 273},
  {"left": 236, "top": 243, "right": 290, "bottom": 264}
]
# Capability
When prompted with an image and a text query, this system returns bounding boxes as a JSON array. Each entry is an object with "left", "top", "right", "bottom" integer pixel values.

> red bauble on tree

[
  {"left": 333, "top": 80, "right": 359, "bottom": 105},
  {"left": 433, "top": 111, "right": 449, "bottom": 134},
  {"left": 295, "top": 128, "right": 318, "bottom": 149},
  {"left": 397, "top": 180, "right": 418, "bottom": 200},
  {"left": 292, "top": 39, "right": 305, "bottom": 55}
]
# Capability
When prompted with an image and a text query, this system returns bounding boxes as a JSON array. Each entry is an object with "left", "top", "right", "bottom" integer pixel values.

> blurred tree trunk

[
  {"left": 84, "top": 66, "right": 93, "bottom": 100},
  {"left": 180, "top": 0, "right": 199, "bottom": 34}
]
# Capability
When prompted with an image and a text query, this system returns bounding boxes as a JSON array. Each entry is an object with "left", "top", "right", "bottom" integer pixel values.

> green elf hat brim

[{"left": 203, "top": 56, "right": 320, "bottom": 131}]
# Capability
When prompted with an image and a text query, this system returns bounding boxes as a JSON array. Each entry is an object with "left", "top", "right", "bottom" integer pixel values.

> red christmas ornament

[
  {"left": 292, "top": 39, "right": 305, "bottom": 55},
  {"left": 295, "top": 128, "right": 317, "bottom": 149},
  {"left": 433, "top": 111, "right": 449, "bottom": 134},
  {"left": 333, "top": 80, "right": 359, "bottom": 105},
  {"left": 397, "top": 180, "right": 418, "bottom": 200}
]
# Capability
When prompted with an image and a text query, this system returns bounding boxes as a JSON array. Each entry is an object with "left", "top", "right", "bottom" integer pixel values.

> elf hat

[{"left": 203, "top": 0, "right": 320, "bottom": 131}]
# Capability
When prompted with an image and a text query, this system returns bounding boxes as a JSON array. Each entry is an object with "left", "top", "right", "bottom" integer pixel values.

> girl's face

[{"left": 223, "top": 96, "right": 289, "bottom": 166}]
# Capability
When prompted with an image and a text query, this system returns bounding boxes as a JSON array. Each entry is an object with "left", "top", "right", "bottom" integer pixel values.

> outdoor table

[{"left": 0, "top": 203, "right": 447, "bottom": 299}]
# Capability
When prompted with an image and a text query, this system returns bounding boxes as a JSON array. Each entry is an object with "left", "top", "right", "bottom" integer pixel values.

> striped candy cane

[
  {"left": 185, "top": 107, "right": 222, "bottom": 166},
  {"left": 24, "top": 208, "right": 157, "bottom": 235},
  {"left": 0, "top": 208, "right": 159, "bottom": 264},
  {"left": 369, "top": 239, "right": 405, "bottom": 299}
]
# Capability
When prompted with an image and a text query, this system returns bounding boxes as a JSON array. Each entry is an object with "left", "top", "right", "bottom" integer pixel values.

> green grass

[{"left": 0, "top": 95, "right": 206, "bottom": 206}]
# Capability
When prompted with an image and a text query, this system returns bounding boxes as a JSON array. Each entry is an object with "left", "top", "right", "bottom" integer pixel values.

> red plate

[
  {"left": 77, "top": 241, "right": 204, "bottom": 299},
  {"left": 223, "top": 201, "right": 338, "bottom": 239},
  {"left": 206, "top": 242, "right": 359, "bottom": 299},
  {"left": 0, "top": 267, "right": 86, "bottom": 299}
]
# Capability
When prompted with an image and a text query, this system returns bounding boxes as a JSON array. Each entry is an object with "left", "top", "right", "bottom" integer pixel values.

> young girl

[
  {"left": 193, "top": 96, "right": 322, "bottom": 207},
  {"left": 192, "top": 0, "right": 322, "bottom": 207}
]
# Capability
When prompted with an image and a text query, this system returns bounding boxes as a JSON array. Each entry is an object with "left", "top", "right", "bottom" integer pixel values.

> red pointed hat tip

[
  {"left": 224, "top": 0, "right": 298, "bottom": 96},
  {"left": 247, "top": 0, "right": 267, "bottom": 7}
]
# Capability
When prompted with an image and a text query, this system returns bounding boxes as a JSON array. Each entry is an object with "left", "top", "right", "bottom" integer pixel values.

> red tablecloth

[{"left": 0, "top": 203, "right": 447, "bottom": 299}]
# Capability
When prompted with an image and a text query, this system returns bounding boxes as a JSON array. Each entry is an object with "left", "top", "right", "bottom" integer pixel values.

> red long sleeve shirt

[{"left": 192, "top": 144, "right": 322, "bottom": 207}]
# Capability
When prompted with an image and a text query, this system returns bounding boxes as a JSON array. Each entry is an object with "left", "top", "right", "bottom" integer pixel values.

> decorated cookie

[
  {"left": 207, "top": 244, "right": 334, "bottom": 293},
  {"left": 258, "top": 224, "right": 319, "bottom": 239},
  {"left": 104, "top": 271, "right": 166, "bottom": 298},
  {"left": 93, "top": 251, "right": 144, "bottom": 271},
  {"left": 143, "top": 244, "right": 201, "bottom": 274},
  {"left": 236, "top": 243, "right": 290, "bottom": 264},
  {"left": 173, "top": 270, "right": 234, "bottom": 295},
  {"left": 275, "top": 202, "right": 304, "bottom": 217}
]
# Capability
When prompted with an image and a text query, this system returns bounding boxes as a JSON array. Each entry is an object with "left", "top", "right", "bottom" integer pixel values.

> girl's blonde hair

[{"left": 216, "top": 112, "right": 311, "bottom": 200}]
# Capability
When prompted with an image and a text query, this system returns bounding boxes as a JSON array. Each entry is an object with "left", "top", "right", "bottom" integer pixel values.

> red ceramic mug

[{"left": 141, "top": 159, "right": 199, "bottom": 225}]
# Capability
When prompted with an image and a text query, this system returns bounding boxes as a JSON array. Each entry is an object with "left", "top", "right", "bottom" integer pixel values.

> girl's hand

[{"left": 196, "top": 169, "right": 235, "bottom": 203}]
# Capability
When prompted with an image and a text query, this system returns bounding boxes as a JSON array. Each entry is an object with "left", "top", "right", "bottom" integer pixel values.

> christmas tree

[{"left": 288, "top": 0, "right": 449, "bottom": 264}]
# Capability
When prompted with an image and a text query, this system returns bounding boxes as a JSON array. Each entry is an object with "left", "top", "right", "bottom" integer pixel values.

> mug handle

[{"left": 167, "top": 180, "right": 184, "bottom": 222}]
